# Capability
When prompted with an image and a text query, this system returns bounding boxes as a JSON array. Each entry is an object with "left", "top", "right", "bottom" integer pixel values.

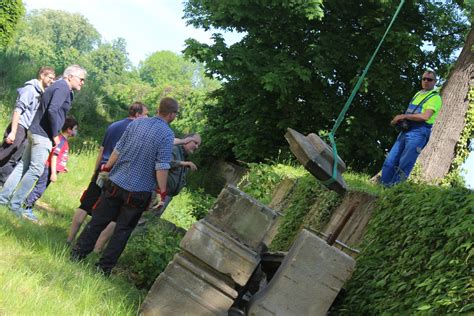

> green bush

[
  {"left": 119, "top": 218, "right": 185, "bottom": 289},
  {"left": 188, "top": 188, "right": 216, "bottom": 220},
  {"left": 333, "top": 183, "right": 474, "bottom": 314}
]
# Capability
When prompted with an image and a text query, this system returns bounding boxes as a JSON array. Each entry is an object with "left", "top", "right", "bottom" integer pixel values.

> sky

[
  {"left": 22, "top": 0, "right": 474, "bottom": 188},
  {"left": 23, "top": 0, "right": 242, "bottom": 66}
]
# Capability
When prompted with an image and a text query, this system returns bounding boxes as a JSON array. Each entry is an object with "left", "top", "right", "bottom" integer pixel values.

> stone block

[
  {"left": 140, "top": 252, "right": 238, "bottom": 316},
  {"left": 247, "top": 229, "right": 356, "bottom": 316},
  {"left": 285, "top": 128, "right": 347, "bottom": 195},
  {"left": 206, "top": 185, "right": 280, "bottom": 252},
  {"left": 180, "top": 219, "right": 260, "bottom": 286},
  {"left": 323, "top": 191, "right": 376, "bottom": 249}
]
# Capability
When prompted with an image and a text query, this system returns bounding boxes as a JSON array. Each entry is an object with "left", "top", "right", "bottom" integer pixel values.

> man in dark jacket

[
  {"left": 0, "top": 65, "right": 86, "bottom": 221},
  {"left": 0, "top": 66, "right": 55, "bottom": 185}
]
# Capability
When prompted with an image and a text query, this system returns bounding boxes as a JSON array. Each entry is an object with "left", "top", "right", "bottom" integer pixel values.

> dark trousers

[
  {"left": 25, "top": 167, "right": 51, "bottom": 208},
  {"left": 0, "top": 124, "right": 28, "bottom": 186},
  {"left": 72, "top": 183, "right": 151, "bottom": 273}
]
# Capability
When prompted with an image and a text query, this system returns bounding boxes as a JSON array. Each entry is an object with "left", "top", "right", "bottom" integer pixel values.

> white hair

[{"left": 63, "top": 65, "right": 87, "bottom": 78}]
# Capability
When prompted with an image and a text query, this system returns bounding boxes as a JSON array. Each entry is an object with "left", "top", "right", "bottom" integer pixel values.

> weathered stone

[
  {"left": 140, "top": 252, "right": 237, "bottom": 316},
  {"left": 206, "top": 185, "right": 280, "bottom": 252},
  {"left": 323, "top": 191, "right": 376, "bottom": 249},
  {"left": 268, "top": 178, "right": 298, "bottom": 212},
  {"left": 180, "top": 219, "right": 260, "bottom": 286},
  {"left": 285, "top": 128, "right": 347, "bottom": 195},
  {"left": 247, "top": 229, "right": 356, "bottom": 316}
]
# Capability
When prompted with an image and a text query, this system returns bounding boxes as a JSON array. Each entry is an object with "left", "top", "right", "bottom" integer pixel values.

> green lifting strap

[{"left": 323, "top": 0, "right": 406, "bottom": 185}]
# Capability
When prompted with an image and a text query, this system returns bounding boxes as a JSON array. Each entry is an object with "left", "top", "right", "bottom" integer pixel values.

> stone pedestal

[
  {"left": 206, "top": 185, "right": 279, "bottom": 252},
  {"left": 140, "top": 253, "right": 237, "bottom": 316},
  {"left": 247, "top": 229, "right": 356, "bottom": 316},
  {"left": 285, "top": 128, "right": 347, "bottom": 194},
  {"left": 180, "top": 220, "right": 260, "bottom": 286},
  {"left": 141, "top": 185, "right": 281, "bottom": 315}
]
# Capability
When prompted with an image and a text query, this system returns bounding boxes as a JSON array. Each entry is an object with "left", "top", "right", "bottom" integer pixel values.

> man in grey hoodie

[{"left": 0, "top": 66, "right": 55, "bottom": 186}]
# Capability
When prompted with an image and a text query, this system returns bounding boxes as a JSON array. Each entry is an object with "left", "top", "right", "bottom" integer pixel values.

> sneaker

[{"left": 21, "top": 208, "right": 39, "bottom": 223}]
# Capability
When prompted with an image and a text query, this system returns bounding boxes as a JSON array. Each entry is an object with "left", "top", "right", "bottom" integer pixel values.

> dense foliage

[
  {"left": 334, "top": 183, "right": 473, "bottom": 314},
  {"left": 183, "top": 0, "right": 470, "bottom": 173},
  {"left": 0, "top": 0, "right": 24, "bottom": 48}
]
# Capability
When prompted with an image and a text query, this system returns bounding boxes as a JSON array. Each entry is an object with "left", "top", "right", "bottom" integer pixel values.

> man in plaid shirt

[{"left": 72, "top": 97, "right": 178, "bottom": 275}]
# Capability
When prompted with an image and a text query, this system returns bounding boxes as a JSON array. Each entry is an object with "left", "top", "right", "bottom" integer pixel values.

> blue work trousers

[{"left": 381, "top": 125, "right": 431, "bottom": 186}]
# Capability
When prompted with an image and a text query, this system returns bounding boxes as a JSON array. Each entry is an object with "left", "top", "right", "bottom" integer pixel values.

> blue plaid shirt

[{"left": 109, "top": 117, "right": 174, "bottom": 192}]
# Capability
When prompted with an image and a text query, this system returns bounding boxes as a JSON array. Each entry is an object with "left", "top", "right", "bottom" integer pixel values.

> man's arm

[
  {"left": 6, "top": 111, "right": 21, "bottom": 144},
  {"left": 104, "top": 149, "right": 119, "bottom": 170},
  {"left": 180, "top": 161, "right": 197, "bottom": 171},
  {"left": 46, "top": 86, "right": 69, "bottom": 144},
  {"left": 156, "top": 169, "right": 169, "bottom": 194},
  {"left": 50, "top": 155, "right": 58, "bottom": 182},
  {"left": 94, "top": 146, "right": 104, "bottom": 171},
  {"left": 391, "top": 110, "right": 434, "bottom": 125},
  {"left": 173, "top": 135, "right": 199, "bottom": 145}
]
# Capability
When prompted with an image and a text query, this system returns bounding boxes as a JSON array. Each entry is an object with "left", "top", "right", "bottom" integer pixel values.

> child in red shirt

[{"left": 22, "top": 118, "right": 78, "bottom": 222}]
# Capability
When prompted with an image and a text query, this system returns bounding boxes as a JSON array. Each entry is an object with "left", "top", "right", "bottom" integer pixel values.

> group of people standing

[{"left": 0, "top": 65, "right": 201, "bottom": 276}]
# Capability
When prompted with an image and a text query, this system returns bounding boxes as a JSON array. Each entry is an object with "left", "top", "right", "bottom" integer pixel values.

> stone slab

[
  {"left": 247, "top": 229, "right": 356, "bottom": 316},
  {"left": 285, "top": 128, "right": 347, "bottom": 195},
  {"left": 180, "top": 219, "right": 260, "bottom": 286},
  {"left": 323, "top": 191, "right": 376, "bottom": 249},
  {"left": 140, "top": 252, "right": 238, "bottom": 316},
  {"left": 206, "top": 185, "right": 280, "bottom": 252}
]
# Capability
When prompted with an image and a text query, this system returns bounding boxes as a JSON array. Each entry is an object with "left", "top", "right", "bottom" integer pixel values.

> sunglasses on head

[{"left": 422, "top": 77, "right": 434, "bottom": 82}]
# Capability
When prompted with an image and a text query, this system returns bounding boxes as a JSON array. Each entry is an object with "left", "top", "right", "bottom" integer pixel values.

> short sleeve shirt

[
  {"left": 46, "top": 134, "right": 69, "bottom": 172},
  {"left": 407, "top": 89, "right": 442, "bottom": 125}
]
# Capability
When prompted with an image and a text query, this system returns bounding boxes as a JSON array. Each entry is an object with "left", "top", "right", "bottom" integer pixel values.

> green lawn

[{"left": 0, "top": 152, "right": 146, "bottom": 314}]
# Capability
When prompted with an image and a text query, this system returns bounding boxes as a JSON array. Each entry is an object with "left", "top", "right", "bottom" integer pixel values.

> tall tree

[
  {"left": 418, "top": 25, "right": 474, "bottom": 182},
  {"left": 8, "top": 9, "right": 101, "bottom": 71},
  {"left": 0, "top": 0, "right": 24, "bottom": 48},
  {"left": 183, "top": 0, "right": 469, "bottom": 172}
]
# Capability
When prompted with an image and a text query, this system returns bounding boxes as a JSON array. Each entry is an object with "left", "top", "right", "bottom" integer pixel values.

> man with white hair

[{"left": 0, "top": 65, "right": 87, "bottom": 221}]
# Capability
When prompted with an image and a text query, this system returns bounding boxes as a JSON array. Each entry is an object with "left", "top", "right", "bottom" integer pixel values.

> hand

[
  {"left": 63, "top": 167, "right": 69, "bottom": 173},
  {"left": 50, "top": 172, "right": 58, "bottom": 182},
  {"left": 5, "top": 131, "right": 15, "bottom": 144},
  {"left": 183, "top": 135, "right": 199, "bottom": 144},
  {"left": 147, "top": 192, "right": 162, "bottom": 211},
  {"left": 391, "top": 114, "right": 405, "bottom": 125},
  {"left": 183, "top": 161, "right": 197, "bottom": 171},
  {"left": 96, "top": 171, "right": 110, "bottom": 188}
]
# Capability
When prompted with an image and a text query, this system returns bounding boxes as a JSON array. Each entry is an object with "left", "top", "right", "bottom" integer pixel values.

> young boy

[{"left": 21, "top": 117, "right": 78, "bottom": 222}]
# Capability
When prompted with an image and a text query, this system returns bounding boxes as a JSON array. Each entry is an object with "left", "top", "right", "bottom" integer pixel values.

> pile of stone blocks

[
  {"left": 285, "top": 127, "right": 347, "bottom": 194},
  {"left": 140, "top": 185, "right": 280, "bottom": 315}
]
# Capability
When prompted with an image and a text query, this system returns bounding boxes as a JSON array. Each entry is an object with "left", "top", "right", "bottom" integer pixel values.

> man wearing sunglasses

[{"left": 381, "top": 70, "right": 442, "bottom": 186}]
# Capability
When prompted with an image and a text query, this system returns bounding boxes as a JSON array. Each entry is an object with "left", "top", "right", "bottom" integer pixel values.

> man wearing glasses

[
  {"left": 381, "top": 70, "right": 442, "bottom": 186},
  {"left": 0, "top": 66, "right": 55, "bottom": 186},
  {"left": 0, "top": 65, "right": 87, "bottom": 221}
]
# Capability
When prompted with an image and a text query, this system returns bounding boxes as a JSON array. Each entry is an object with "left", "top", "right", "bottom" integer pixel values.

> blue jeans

[
  {"left": 0, "top": 133, "right": 52, "bottom": 212},
  {"left": 25, "top": 166, "right": 52, "bottom": 209},
  {"left": 381, "top": 125, "right": 431, "bottom": 186}
]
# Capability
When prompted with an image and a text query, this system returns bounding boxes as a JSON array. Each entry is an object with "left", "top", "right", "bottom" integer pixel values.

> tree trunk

[{"left": 418, "top": 26, "right": 474, "bottom": 182}]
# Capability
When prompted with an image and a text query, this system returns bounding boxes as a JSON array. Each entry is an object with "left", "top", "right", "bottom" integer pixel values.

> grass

[
  {"left": 0, "top": 140, "right": 204, "bottom": 314},
  {"left": 0, "top": 149, "right": 146, "bottom": 314}
]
